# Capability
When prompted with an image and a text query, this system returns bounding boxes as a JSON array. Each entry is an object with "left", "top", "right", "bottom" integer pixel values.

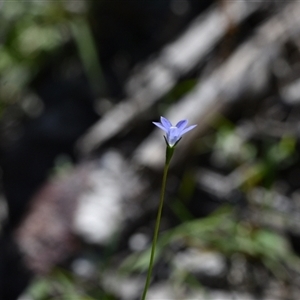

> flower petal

[
  {"left": 176, "top": 119, "right": 188, "bottom": 131},
  {"left": 181, "top": 124, "right": 197, "bottom": 135},
  {"left": 160, "top": 116, "right": 172, "bottom": 129},
  {"left": 167, "top": 126, "right": 180, "bottom": 146},
  {"left": 153, "top": 122, "right": 168, "bottom": 132}
]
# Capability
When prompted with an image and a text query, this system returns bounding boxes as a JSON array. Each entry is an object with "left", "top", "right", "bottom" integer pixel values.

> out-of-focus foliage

[
  {"left": 122, "top": 207, "right": 298, "bottom": 277},
  {"left": 0, "top": 0, "right": 95, "bottom": 109},
  {"left": 27, "top": 269, "right": 116, "bottom": 300}
]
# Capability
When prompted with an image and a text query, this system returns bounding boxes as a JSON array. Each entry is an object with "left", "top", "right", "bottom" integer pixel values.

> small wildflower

[{"left": 153, "top": 116, "right": 197, "bottom": 147}]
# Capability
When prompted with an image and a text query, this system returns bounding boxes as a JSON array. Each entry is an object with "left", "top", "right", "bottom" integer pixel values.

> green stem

[{"left": 141, "top": 146, "right": 173, "bottom": 300}]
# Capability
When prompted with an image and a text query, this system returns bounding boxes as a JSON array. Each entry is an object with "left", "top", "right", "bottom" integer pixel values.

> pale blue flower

[{"left": 153, "top": 116, "right": 197, "bottom": 147}]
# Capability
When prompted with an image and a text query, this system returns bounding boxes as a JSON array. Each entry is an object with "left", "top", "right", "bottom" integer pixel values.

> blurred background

[{"left": 1, "top": 0, "right": 300, "bottom": 299}]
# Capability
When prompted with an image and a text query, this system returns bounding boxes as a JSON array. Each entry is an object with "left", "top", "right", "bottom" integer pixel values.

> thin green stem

[{"left": 141, "top": 159, "right": 170, "bottom": 300}]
